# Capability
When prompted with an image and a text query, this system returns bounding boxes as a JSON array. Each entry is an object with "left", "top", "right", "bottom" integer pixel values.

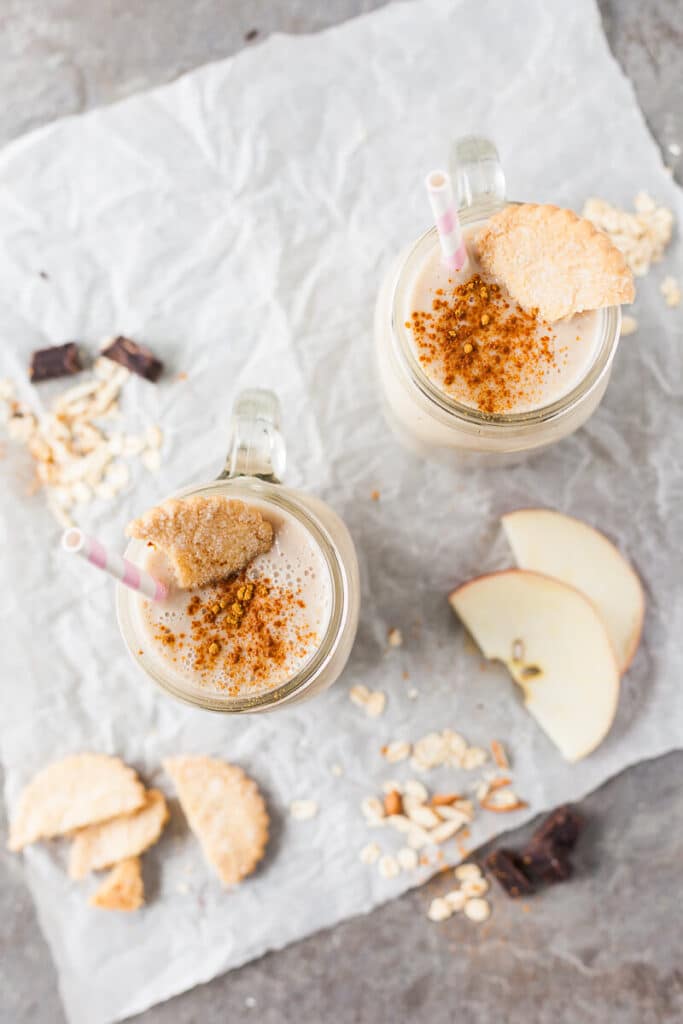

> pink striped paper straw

[
  {"left": 425, "top": 169, "right": 468, "bottom": 273},
  {"left": 62, "top": 528, "right": 168, "bottom": 602}
]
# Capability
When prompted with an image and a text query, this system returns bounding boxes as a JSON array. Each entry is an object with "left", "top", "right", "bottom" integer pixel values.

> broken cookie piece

[
  {"left": 126, "top": 494, "right": 274, "bottom": 588},
  {"left": 8, "top": 754, "right": 146, "bottom": 852},
  {"left": 476, "top": 204, "right": 634, "bottom": 322},
  {"left": 164, "top": 756, "right": 269, "bottom": 886},
  {"left": 89, "top": 857, "right": 144, "bottom": 911},
  {"left": 69, "top": 788, "right": 169, "bottom": 879}
]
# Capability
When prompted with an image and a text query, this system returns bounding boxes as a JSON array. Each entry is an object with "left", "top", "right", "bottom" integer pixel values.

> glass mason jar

[
  {"left": 117, "top": 389, "right": 360, "bottom": 713},
  {"left": 375, "top": 136, "right": 622, "bottom": 464}
]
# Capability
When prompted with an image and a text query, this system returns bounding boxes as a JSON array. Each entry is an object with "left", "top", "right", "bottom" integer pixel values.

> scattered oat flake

[
  {"left": 403, "top": 779, "right": 429, "bottom": 802},
  {"left": 464, "top": 897, "right": 491, "bottom": 923},
  {"left": 490, "top": 740, "right": 509, "bottom": 771},
  {"left": 141, "top": 448, "right": 162, "bottom": 473},
  {"left": 360, "top": 842, "right": 381, "bottom": 865},
  {"left": 454, "top": 862, "right": 482, "bottom": 882},
  {"left": 361, "top": 796, "right": 385, "bottom": 824},
  {"left": 430, "top": 819, "right": 466, "bottom": 844},
  {"left": 387, "top": 627, "right": 403, "bottom": 647},
  {"left": 427, "top": 897, "right": 452, "bottom": 922},
  {"left": 583, "top": 194, "right": 674, "bottom": 277},
  {"left": 462, "top": 876, "right": 489, "bottom": 898},
  {"left": 289, "top": 799, "right": 318, "bottom": 821},
  {"left": 145, "top": 424, "right": 163, "bottom": 449},
  {"left": 381, "top": 740, "right": 411, "bottom": 763},
  {"left": 350, "top": 684, "right": 387, "bottom": 717},
  {"left": 350, "top": 684, "right": 370, "bottom": 706},
  {"left": 397, "top": 847, "right": 418, "bottom": 871},
  {"left": 407, "top": 688, "right": 419, "bottom": 700},
  {"left": 378, "top": 854, "right": 400, "bottom": 880},
  {"left": 462, "top": 746, "right": 488, "bottom": 771},
  {"left": 620, "top": 314, "right": 638, "bottom": 336},
  {"left": 407, "top": 826, "right": 432, "bottom": 850},
  {"left": 433, "top": 807, "right": 470, "bottom": 829},
  {"left": 385, "top": 814, "right": 412, "bottom": 833},
  {"left": 405, "top": 803, "right": 440, "bottom": 829},
  {"left": 481, "top": 790, "right": 528, "bottom": 812},
  {"left": 366, "top": 691, "right": 386, "bottom": 717},
  {"left": 660, "top": 275, "right": 681, "bottom": 307},
  {"left": 330, "top": 763, "right": 344, "bottom": 777}
]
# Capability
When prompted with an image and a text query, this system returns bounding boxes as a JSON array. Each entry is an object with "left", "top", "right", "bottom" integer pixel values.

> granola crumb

[
  {"left": 427, "top": 897, "right": 452, "bottom": 922},
  {"left": 378, "top": 854, "right": 400, "bottom": 880},
  {"left": 387, "top": 627, "right": 403, "bottom": 648},
  {"left": 370, "top": 489, "right": 380, "bottom": 501},
  {"left": 381, "top": 740, "right": 411, "bottom": 763},
  {"left": 660, "top": 275, "right": 681, "bottom": 307},
  {"left": 620, "top": 314, "right": 638, "bottom": 336},
  {"left": 349, "top": 684, "right": 386, "bottom": 718},
  {"left": 360, "top": 842, "right": 381, "bottom": 865},
  {"left": 464, "top": 897, "right": 491, "bottom": 923},
  {"left": 289, "top": 799, "right": 318, "bottom": 821}
]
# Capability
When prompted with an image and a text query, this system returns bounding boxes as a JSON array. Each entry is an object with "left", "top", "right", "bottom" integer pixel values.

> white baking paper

[{"left": 1, "top": 0, "right": 681, "bottom": 1021}]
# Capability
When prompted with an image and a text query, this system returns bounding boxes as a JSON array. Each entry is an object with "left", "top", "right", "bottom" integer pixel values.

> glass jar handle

[
  {"left": 450, "top": 135, "right": 506, "bottom": 210},
  {"left": 220, "top": 388, "right": 286, "bottom": 483}
]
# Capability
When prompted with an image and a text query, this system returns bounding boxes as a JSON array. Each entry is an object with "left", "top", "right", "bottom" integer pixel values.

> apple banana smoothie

[
  {"left": 375, "top": 137, "right": 631, "bottom": 462},
  {"left": 133, "top": 497, "right": 334, "bottom": 699},
  {"left": 403, "top": 227, "right": 602, "bottom": 415},
  {"left": 117, "top": 390, "right": 360, "bottom": 713}
]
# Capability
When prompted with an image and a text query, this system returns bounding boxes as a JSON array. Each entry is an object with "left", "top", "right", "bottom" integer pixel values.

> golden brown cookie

[
  {"left": 8, "top": 754, "right": 146, "bottom": 852},
  {"left": 69, "top": 788, "right": 169, "bottom": 879},
  {"left": 476, "top": 204, "right": 634, "bottom": 322},
  {"left": 89, "top": 857, "right": 145, "bottom": 911},
  {"left": 164, "top": 756, "right": 269, "bottom": 886},
  {"left": 126, "top": 495, "right": 274, "bottom": 588}
]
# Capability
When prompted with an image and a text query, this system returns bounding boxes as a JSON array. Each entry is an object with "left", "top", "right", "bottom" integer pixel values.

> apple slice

[
  {"left": 502, "top": 509, "right": 644, "bottom": 673},
  {"left": 449, "top": 570, "right": 620, "bottom": 762}
]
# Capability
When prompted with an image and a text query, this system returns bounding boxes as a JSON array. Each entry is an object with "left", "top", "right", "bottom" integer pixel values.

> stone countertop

[{"left": 1, "top": 2, "right": 681, "bottom": 1022}]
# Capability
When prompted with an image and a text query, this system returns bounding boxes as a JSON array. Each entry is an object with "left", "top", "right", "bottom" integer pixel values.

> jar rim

[
  {"left": 116, "top": 477, "right": 350, "bottom": 713},
  {"left": 390, "top": 202, "right": 622, "bottom": 435}
]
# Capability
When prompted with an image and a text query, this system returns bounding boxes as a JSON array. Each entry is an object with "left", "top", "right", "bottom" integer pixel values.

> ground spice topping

[
  {"left": 153, "top": 571, "right": 319, "bottom": 695},
  {"left": 406, "top": 273, "right": 559, "bottom": 414}
]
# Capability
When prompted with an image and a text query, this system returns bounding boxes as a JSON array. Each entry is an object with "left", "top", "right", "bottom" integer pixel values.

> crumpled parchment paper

[{"left": 1, "top": 0, "right": 681, "bottom": 1021}]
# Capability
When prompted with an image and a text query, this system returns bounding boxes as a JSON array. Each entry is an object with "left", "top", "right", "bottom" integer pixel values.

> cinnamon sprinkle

[
  {"left": 407, "top": 273, "right": 557, "bottom": 414},
  {"left": 153, "top": 572, "right": 318, "bottom": 695}
]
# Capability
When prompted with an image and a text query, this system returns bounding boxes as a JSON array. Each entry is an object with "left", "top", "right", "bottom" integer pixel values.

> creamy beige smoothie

[
  {"left": 130, "top": 497, "right": 334, "bottom": 700},
  {"left": 375, "top": 211, "right": 621, "bottom": 461},
  {"left": 404, "top": 225, "right": 602, "bottom": 415}
]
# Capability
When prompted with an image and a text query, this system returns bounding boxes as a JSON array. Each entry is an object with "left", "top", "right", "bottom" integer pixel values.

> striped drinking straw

[
  {"left": 62, "top": 528, "right": 168, "bottom": 602},
  {"left": 425, "top": 169, "right": 468, "bottom": 273}
]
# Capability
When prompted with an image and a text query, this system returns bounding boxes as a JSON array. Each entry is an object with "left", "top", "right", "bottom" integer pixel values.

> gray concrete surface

[{"left": 1, "top": 2, "right": 682, "bottom": 1022}]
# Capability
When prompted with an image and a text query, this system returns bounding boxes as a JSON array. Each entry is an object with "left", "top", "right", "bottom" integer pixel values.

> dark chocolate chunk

[
  {"left": 521, "top": 838, "right": 573, "bottom": 884},
  {"left": 244, "top": 28, "right": 259, "bottom": 41},
  {"left": 101, "top": 336, "right": 163, "bottom": 382},
  {"left": 529, "top": 805, "right": 583, "bottom": 851},
  {"left": 485, "top": 848, "right": 535, "bottom": 898},
  {"left": 29, "top": 342, "right": 82, "bottom": 382}
]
